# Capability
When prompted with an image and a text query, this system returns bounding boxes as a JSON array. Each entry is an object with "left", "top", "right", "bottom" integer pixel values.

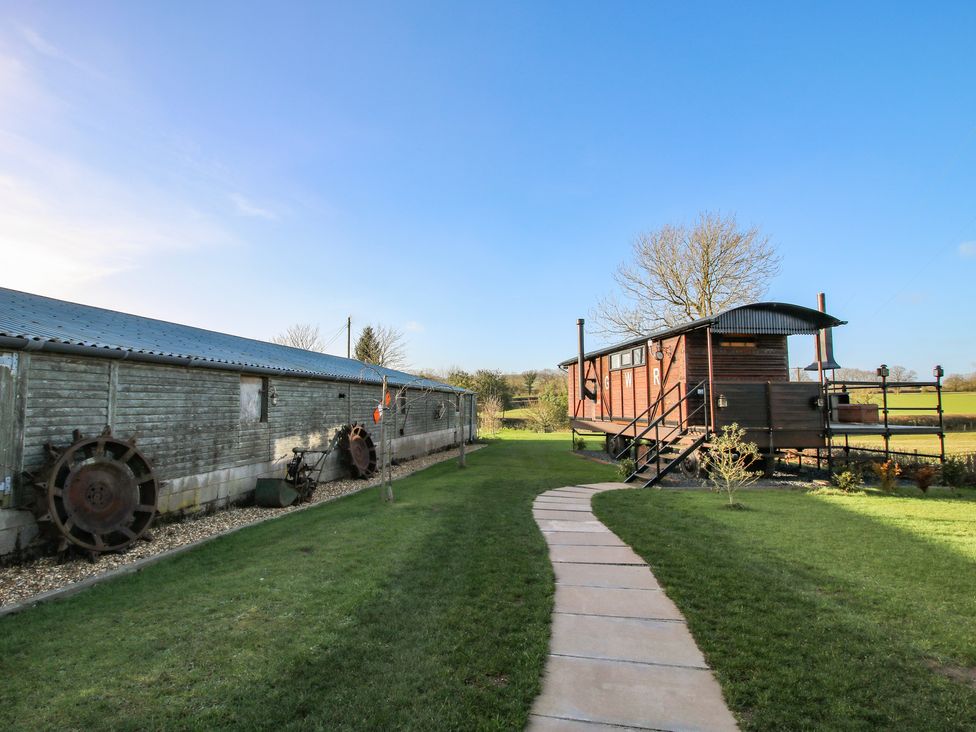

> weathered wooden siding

[
  {"left": 15, "top": 354, "right": 466, "bottom": 510},
  {"left": 685, "top": 332, "right": 789, "bottom": 384},
  {"left": 23, "top": 356, "right": 110, "bottom": 472}
]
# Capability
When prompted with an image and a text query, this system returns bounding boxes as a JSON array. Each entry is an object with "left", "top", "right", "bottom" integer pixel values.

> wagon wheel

[
  {"left": 679, "top": 448, "right": 704, "bottom": 479},
  {"left": 32, "top": 427, "right": 159, "bottom": 557},
  {"left": 339, "top": 424, "right": 378, "bottom": 479}
]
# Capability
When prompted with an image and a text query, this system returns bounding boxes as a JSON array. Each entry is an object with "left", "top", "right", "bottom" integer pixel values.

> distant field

[
  {"left": 503, "top": 407, "right": 533, "bottom": 419},
  {"left": 843, "top": 431, "right": 976, "bottom": 456},
  {"left": 864, "top": 391, "right": 976, "bottom": 415}
]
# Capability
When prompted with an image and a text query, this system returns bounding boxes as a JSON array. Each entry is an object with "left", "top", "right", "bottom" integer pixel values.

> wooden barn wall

[
  {"left": 17, "top": 354, "right": 464, "bottom": 503},
  {"left": 685, "top": 332, "right": 789, "bottom": 384}
]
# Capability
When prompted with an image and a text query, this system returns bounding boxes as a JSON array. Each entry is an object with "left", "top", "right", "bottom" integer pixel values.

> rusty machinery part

[
  {"left": 285, "top": 454, "right": 318, "bottom": 503},
  {"left": 29, "top": 426, "right": 159, "bottom": 557},
  {"left": 338, "top": 423, "right": 378, "bottom": 479}
]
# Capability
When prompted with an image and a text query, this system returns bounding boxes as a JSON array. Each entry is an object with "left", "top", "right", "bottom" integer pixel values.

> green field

[
  {"left": 594, "top": 488, "right": 976, "bottom": 731},
  {"left": 844, "top": 430, "right": 976, "bottom": 456},
  {"left": 865, "top": 390, "right": 976, "bottom": 415},
  {"left": 0, "top": 432, "right": 614, "bottom": 731}
]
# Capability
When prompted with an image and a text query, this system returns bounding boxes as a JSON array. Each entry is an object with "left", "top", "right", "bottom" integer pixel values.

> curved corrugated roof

[
  {"left": 0, "top": 287, "right": 463, "bottom": 392},
  {"left": 560, "top": 301, "right": 845, "bottom": 365}
]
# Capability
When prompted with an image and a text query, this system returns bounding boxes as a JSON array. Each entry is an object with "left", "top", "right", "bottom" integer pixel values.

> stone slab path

[{"left": 528, "top": 482, "right": 738, "bottom": 732}]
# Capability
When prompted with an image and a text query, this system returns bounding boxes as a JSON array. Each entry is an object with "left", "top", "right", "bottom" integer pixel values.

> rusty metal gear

[
  {"left": 338, "top": 423, "right": 377, "bottom": 478},
  {"left": 31, "top": 426, "right": 159, "bottom": 557}
]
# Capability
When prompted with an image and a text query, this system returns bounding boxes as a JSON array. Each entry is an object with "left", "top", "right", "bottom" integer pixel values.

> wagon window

[
  {"left": 240, "top": 376, "right": 268, "bottom": 423},
  {"left": 632, "top": 347, "right": 645, "bottom": 365},
  {"left": 610, "top": 353, "right": 621, "bottom": 369},
  {"left": 719, "top": 338, "right": 757, "bottom": 348},
  {"left": 620, "top": 350, "right": 633, "bottom": 367}
]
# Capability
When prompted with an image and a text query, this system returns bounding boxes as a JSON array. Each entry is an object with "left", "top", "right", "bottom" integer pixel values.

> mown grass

[
  {"left": 845, "top": 430, "right": 976, "bottom": 455},
  {"left": 593, "top": 488, "right": 976, "bottom": 731},
  {"left": 0, "top": 432, "right": 614, "bottom": 731},
  {"left": 865, "top": 390, "right": 976, "bottom": 415}
]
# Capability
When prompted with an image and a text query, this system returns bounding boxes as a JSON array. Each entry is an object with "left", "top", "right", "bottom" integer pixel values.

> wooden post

[
  {"left": 381, "top": 376, "right": 394, "bottom": 502},
  {"left": 705, "top": 325, "right": 716, "bottom": 435},
  {"left": 458, "top": 393, "right": 467, "bottom": 468}
]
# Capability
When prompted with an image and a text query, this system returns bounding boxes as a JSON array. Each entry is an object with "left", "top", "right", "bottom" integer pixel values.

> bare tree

[
  {"left": 354, "top": 323, "right": 408, "bottom": 369},
  {"left": 593, "top": 212, "right": 780, "bottom": 338},
  {"left": 272, "top": 323, "right": 324, "bottom": 351}
]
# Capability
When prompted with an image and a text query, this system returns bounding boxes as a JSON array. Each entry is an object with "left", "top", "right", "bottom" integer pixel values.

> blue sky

[{"left": 0, "top": 2, "right": 973, "bottom": 376}]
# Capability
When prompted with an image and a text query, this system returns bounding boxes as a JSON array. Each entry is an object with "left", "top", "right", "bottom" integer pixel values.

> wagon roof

[
  {"left": 0, "top": 287, "right": 467, "bottom": 392},
  {"left": 559, "top": 301, "right": 845, "bottom": 366}
]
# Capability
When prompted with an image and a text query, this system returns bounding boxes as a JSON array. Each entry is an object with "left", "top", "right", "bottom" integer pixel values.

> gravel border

[{"left": 0, "top": 444, "right": 484, "bottom": 617}]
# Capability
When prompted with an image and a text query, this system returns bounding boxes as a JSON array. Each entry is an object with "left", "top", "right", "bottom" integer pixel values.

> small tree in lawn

[{"left": 702, "top": 423, "right": 761, "bottom": 508}]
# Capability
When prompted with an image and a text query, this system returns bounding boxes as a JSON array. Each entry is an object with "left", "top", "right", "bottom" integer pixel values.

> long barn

[{"left": 0, "top": 288, "right": 475, "bottom": 558}]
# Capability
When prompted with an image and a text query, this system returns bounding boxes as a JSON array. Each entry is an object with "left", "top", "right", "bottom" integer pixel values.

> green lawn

[
  {"left": 0, "top": 432, "right": 614, "bottom": 731},
  {"left": 865, "top": 390, "right": 976, "bottom": 415},
  {"left": 593, "top": 488, "right": 976, "bottom": 731}
]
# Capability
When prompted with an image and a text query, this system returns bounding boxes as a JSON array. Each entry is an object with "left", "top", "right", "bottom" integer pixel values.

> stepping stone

[
  {"left": 549, "top": 545, "right": 645, "bottom": 565},
  {"left": 534, "top": 499, "right": 593, "bottom": 509},
  {"left": 550, "top": 612, "right": 708, "bottom": 668},
  {"left": 555, "top": 585, "right": 682, "bottom": 621},
  {"left": 533, "top": 509, "right": 598, "bottom": 521},
  {"left": 553, "top": 562, "right": 660, "bottom": 590},
  {"left": 528, "top": 715, "right": 647, "bottom": 731},
  {"left": 532, "top": 655, "right": 738, "bottom": 732},
  {"left": 542, "top": 532, "right": 627, "bottom": 547},
  {"left": 536, "top": 520, "right": 611, "bottom": 533}
]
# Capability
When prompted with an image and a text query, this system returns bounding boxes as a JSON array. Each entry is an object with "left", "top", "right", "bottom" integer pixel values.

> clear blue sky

[{"left": 1, "top": 2, "right": 973, "bottom": 376}]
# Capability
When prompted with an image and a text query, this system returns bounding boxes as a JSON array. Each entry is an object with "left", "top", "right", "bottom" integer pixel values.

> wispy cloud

[
  {"left": 17, "top": 25, "right": 103, "bottom": 78},
  {"left": 404, "top": 320, "right": 425, "bottom": 333},
  {"left": 959, "top": 241, "right": 976, "bottom": 258},
  {"left": 0, "top": 50, "right": 234, "bottom": 298},
  {"left": 229, "top": 193, "right": 278, "bottom": 220}
]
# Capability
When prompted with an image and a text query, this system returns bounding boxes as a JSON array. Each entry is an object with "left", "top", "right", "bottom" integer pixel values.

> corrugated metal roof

[
  {"left": 559, "top": 302, "right": 845, "bottom": 365},
  {"left": 0, "top": 287, "right": 464, "bottom": 392}
]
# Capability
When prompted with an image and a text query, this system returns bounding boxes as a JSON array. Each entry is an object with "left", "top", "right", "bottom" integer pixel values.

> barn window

[{"left": 240, "top": 376, "right": 268, "bottom": 423}]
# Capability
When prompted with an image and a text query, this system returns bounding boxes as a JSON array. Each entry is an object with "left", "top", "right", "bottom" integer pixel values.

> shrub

[
  {"left": 870, "top": 460, "right": 902, "bottom": 492},
  {"left": 573, "top": 436, "right": 587, "bottom": 451},
  {"left": 912, "top": 465, "right": 938, "bottom": 493},
  {"left": 702, "top": 423, "right": 761, "bottom": 508},
  {"left": 941, "top": 454, "right": 976, "bottom": 487},
  {"left": 617, "top": 458, "right": 637, "bottom": 481},
  {"left": 831, "top": 469, "right": 863, "bottom": 493}
]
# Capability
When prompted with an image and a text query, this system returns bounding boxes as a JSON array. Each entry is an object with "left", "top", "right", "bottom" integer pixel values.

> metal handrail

[
  {"left": 609, "top": 381, "right": 681, "bottom": 449},
  {"left": 636, "top": 400, "right": 708, "bottom": 475}
]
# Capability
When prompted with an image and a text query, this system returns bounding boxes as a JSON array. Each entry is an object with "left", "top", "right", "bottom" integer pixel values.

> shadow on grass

[
  {"left": 593, "top": 489, "right": 976, "bottom": 731},
  {"left": 0, "top": 435, "right": 615, "bottom": 731}
]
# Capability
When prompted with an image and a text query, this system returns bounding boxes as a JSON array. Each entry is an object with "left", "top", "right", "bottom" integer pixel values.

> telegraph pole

[{"left": 347, "top": 316, "right": 351, "bottom": 359}]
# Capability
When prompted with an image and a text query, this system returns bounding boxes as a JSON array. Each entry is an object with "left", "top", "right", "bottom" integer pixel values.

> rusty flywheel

[
  {"left": 31, "top": 426, "right": 159, "bottom": 557},
  {"left": 339, "top": 423, "right": 378, "bottom": 479}
]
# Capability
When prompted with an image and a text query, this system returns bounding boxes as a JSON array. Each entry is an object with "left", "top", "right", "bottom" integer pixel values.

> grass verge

[
  {"left": 0, "top": 431, "right": 614, "bottom": 731},
  {"left": 593, "top": 487, "right": 976, "bottom": 731}
]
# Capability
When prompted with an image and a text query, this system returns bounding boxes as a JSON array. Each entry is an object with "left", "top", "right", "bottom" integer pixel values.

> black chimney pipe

[{"left": 577, "top": 318, "right": 586, "bottom": 400}]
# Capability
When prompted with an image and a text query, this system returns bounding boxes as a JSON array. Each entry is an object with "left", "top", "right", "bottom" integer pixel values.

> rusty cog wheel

[
  {"left": 32, "top": 427, "right": 159, "bottom": 557},
  {"left": 339, "top": 423, "right": 378, "bottom": 479}
]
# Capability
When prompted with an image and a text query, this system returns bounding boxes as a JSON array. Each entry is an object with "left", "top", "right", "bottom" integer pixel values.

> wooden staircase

[{"left": 611, "top": 380, "right": 710, "bottom": 488}]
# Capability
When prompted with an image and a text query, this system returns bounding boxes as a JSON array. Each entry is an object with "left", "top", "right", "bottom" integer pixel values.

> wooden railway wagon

[
  {"left": 0, "top": 287, "right": 476, "bottom": 558},
  {"left": 560, "top": 302, "right": 845, "bottom": 486}
]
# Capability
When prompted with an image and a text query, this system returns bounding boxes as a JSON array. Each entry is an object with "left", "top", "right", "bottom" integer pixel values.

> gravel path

[{"left": 0, "top": 445, "right": 483, "bottom": 610}]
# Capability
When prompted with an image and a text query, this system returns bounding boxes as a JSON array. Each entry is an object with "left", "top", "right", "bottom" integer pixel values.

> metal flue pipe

[{"left": 577, "top": 319, "right": 586, "bottom": 401}]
